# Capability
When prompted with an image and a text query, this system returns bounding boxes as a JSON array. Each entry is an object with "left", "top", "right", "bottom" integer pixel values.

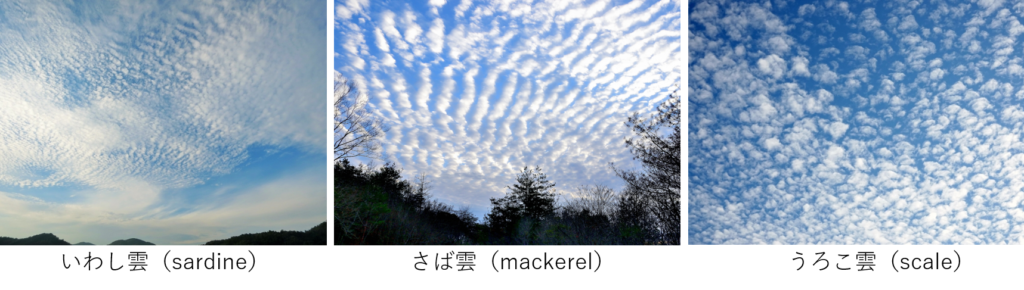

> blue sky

[
  {"left": 334, "top": 0, "right": 681, "bottom": 220},
  {"left": 690, "top": 0, "right": 1024, "bottom": 244},
  {"left": 0, "top": 0, "right": 326, "bottom": 245}
]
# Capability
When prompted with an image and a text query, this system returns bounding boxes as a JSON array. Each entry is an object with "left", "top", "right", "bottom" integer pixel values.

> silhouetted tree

[
  {"left": 334, "top": 159, "right": 475, "bottom": 245},
  {"left": 406, "top": 172, "right": 431, "bottom": 210},
  {"left": 563, "top": 185, "right": 618, "bottom": 218},
  {"left": 486, "top": 166, "right": 557, "bottom": 239},
  {"left": 614, "top": 187, "right": 658, "bottom": 244},
  {"left": 335, "top": 72, "right": 388, "bottom": 161},
  {"left": 614, "top": 87, "right": 681, "bottom": 244}
]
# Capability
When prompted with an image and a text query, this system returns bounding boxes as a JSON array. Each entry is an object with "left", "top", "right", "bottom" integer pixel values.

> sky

[
  {"left": 689, "top": 0, "right": 1024, "bottom": 244},
  {"left": 0, "top": 0, "right": 326, "bottom": 245},
  {"left": 334, "top": 0, "right": 681, "bottom": 221}
]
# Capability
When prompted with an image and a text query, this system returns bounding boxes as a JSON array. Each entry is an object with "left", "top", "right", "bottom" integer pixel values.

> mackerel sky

[
  {"left": 0, "top": 0, "right": 326, "bottom": 244},
  {"left": 690, "top": 0, "right": 1024, "bottom": 244},
  {"left": 334, "top": 0, "right": 681, "bottom": 220}
]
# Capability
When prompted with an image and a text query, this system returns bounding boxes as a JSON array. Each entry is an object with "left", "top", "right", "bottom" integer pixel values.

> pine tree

[{"left": 486, "top": 166, "right": 557, "bottom": 237}]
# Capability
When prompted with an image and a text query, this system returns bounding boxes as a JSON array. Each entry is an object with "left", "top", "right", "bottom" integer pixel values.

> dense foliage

[
  {"left": 335, "top": 159, "right": 474, "bottom": 244},
  {"left": 0, "top": 233, "right": 71, "bottom": 245},
  {"left": 205, "top": 222, "right": 327, "bottom": 245}
]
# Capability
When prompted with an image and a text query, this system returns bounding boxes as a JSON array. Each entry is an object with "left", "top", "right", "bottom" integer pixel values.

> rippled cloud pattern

[{"left": 335, "top": 0, "right": 681, "bottom": 218}]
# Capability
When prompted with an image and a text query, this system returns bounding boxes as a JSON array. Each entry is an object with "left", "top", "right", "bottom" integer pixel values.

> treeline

[
  {"left": 334, "top": 161, "right": 675, "bottom": 245},
  {"left": 334, "top": 159, "right": 476, "bottom": 244}
]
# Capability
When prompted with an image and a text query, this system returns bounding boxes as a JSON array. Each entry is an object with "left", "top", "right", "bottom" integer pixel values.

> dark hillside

[
  {"left": 0, "top": 233, "right": 71, "bottom": 245},
  {"left": 109, "top": 238, "right": 155, "bottom": 245},
  {"left": 205, "top": 222, "right": 326, "bottom": 245}
]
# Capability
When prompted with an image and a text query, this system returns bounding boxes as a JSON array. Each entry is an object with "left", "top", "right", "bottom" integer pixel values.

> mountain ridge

[{"left": 2, "top": 222, "right": 327, "bottom": 245}]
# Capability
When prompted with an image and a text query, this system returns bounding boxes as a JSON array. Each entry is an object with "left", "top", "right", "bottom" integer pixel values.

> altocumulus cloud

[
  {"left": 690, "top": 0, "right": 1024, "bottom": 244},
  {"left": 334, "top": 0, "right": 680, "bottom": 219},
  {"left": 0, "top": 0, "right": 325, "bottom": 244}
]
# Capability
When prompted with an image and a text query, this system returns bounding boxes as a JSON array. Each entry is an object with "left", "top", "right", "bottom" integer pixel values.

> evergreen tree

[{"left": 486, "top": 166, "right": 557, "bottom": 237}]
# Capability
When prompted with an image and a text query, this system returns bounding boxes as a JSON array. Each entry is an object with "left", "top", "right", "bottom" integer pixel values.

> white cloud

[
  {"left": 766, "top": 36, "right": 791, "bottom": 55},
  {"left": 845, "top": 45, "right": 870, "bottom": 60},
  {"left": 859, "top": 8, "right": 881, "bottom": 31},
  {"left": 929, "top": 68, "right": 946, "bottom": 80},
  {"left": 337, "top": 0, "right": 370, "bottom": 20},
  {"left": 798, "top": 4, "right": 816, "bottom": 17},
  {"left": 898, "top": 15, "right": 919, "bottom": 31},
  {"left": 381, "top": 52, "right": 397, "bottom": 67},
  {"left": 764, "top": 137, "right": 782, "bottom": 150},
  {"left": 429, "top": 0, "right": 447, "bottom": 8},
  {"left": 822, "top": 145, "right": 845, "bottom": 169},
  {"left": 757, "top": 54, "right": 786, "bottom": 79},
  {"left": 978, "top": 0, "right": 1005, "bottom": 15},
  {"left": 791, "top": 158, "right": 805, "bottom": 172},
  {"left": 741, "top": 94, "right": 778, "bottom": 123},
  {"left": 373, "top": 27, "right": 391, "bottom": 52},
  {"left": 455, "top": 0, "right": 474, "bottom": 18},
  {"left": 812, "top": 64, "right": 838, "bottom": 84},
  {"left": 427, "top": 18, "right": 446, "bottom": 54},
  {"left": 876, "top": 147, "right": 892, "bottom": 158},
  {"left": 790, "top": 56, "right": 810, "bottom": 77},
  {"left": 380, "top": 10, "right": 410, "bottom": 52},
  {"left": 401, "top": 10, "right": 424, "bottom": 47},
  {"left": 827, "top": 121, "right": 850, "bottom": 139}
]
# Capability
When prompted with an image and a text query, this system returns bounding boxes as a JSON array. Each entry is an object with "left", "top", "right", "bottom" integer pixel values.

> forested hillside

[
  {"left": 0, "top": 233, "right": 71, "bottom": 245},
  {"left": 205, "top": 222, "right": 327, "bottom": 245}
]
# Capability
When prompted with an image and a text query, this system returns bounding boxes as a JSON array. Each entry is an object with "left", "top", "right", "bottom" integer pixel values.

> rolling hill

[
  {"left": 109, "top": 238, "right": 155, "bottom": 245},
  {"left": 0, "top": 233, "right": 71, "bottom": 245}
]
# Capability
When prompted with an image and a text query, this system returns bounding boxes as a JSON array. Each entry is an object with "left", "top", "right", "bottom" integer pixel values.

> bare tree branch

[
  {"left": 335, "top": 71, "right": 388, "bottom": 161},
  {"left": 613, "top": 84, "right": 681, "bottom": 244}
]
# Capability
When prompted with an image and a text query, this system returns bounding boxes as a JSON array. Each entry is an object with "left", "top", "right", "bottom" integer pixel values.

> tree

[
  {"left": 486, "top": 166, "right": 557, "bottom": 236},
  {"left": 562, "top": 184, "right": 617, "bottom": 218},
  {"left": 335, "top": 72, "right": 388, "bottom": 161},
  {"left": 406, "top": 172, "right": 431, "bottom": 210},
  {"left": 614, "top": 187, "right": 658, "bottom": 244},
  {"left": 614, "top": 86, "right": 681, "bottom": 244}
]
